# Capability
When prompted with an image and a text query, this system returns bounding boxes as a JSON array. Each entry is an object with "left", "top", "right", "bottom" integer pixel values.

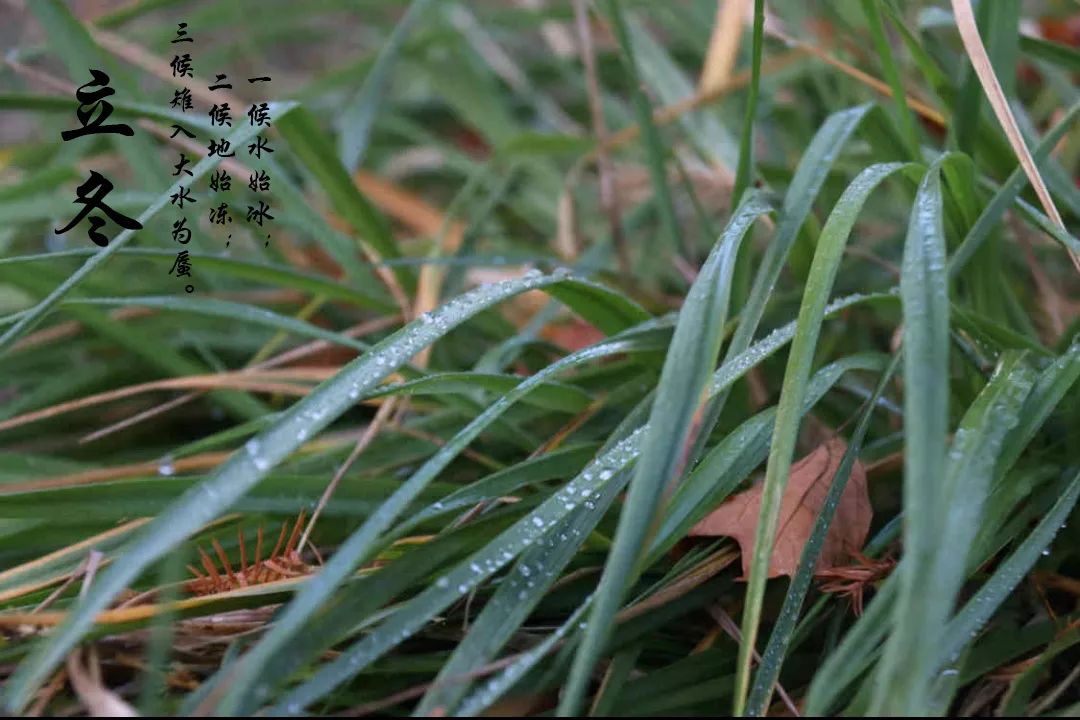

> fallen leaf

[
  {"left": 689, "top": 438, "right": 871, "bottom": 579},
  {"left": 541, "top": 318, "right": 606, "bottom": 353}
]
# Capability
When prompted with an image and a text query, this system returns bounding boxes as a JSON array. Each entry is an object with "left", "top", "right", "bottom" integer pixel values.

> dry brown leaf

[
  {"left": 689, "top": 438, "right": 870, "bottom": 579},
  {"left": 951, "top": 0, "right": 1080, "bottom": 277},
  {"left": 541, "top": 318, "right": 606, "bottom": 353},
  {"left": 66, "top": 648, "right": 138, "bottom": 717},
  {"left": 699, "top": 0, "right": 752, "bottom": 94}
]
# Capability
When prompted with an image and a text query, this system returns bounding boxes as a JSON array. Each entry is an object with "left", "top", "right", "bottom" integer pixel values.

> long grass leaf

[
  {"left": 0, "top": 271, "right": 596, "bottom": 713},
  {"left": 732, "top": 161, "right": 915, "bottom": 713},
  {"left": 558, "top": 191, "right": 770, "bottom": 715},
  {"left": 870, "top": 158, "right": 953, "bottom": 715}
]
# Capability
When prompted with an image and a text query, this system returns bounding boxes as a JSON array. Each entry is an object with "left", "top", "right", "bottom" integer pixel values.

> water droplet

[{"left": 157, "top": 455, "right": 175, "bottom": 477}]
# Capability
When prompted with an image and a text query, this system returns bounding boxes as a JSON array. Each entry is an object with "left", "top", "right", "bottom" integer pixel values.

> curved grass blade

[
  {"left": 266, "top": 336, "right": 889, "bottom": 716},
  {"left": 415, "top": 467, "right": 628, "bottom": 715},
  {"left": 338, "top": 0, "right": 433, "bottom": 173},
  {"left": 950, "top": 0, "right": 1079, "bottom": 274},
  {"left": 689, "top": 103, "right": 874, "bottom": 470},
  {"left": 214, "top": 319, "right": 659, "bottom": 712},
  {"left": 727, "top": 104, "right": 871, "bottom": 357},
  {"left": 0, "top": 271, "right": 605, "bottom": 713},
  {"left": 931, "top": 468, "right": 1080, "bottom": 709},
  {"left": 745, "top": 352, "right": 901, "bottom": 715},
  {"left": 949, "top": 101, "right": 1080, "bottom": 276},
  {"left": 604, "top": 0, "right": 682, "bottom": 263},
  {"left": 732, "top": 0, "right": 764, "bottom": 206},
  {"left": 732, "top": 161, "right": 915, "bottom": 714},
  {"left": 417, "top": 351, "right": 889, "bottom": 715},
  {"left": 275, "top": 107, "right": 410, "bottom": 293},
  {"left": 559, "top": 191, "right": 772, "bottom": 715},
  {"left": 66, "top": 296, "right": 373, "bottom": 352},
  {"left": 869, "top": 159, "right": 957, "bottom": 715},
  {"left": 370, "top": 372, "right": 592, "bottom": 412},
  {"left": 806, "top": 344, "right": 1079, "bottom": 715},
  {"left": 457, "top": 601, "right": 593, "bottom": 717}
]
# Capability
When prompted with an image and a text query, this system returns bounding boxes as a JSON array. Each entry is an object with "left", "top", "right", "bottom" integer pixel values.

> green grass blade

[
  {"left": 732, "top": 0, "right": 764, "bottom": 205},
  {"left": 727, "top": 103, "right": 872, "bottom": 360},
  {"left": 604, "top": 0, "right": 683, "bottom": 263},
  {"left": 933, "top": 467, "right": 1080, "bottom": 703},
  {"left": 860, "top": 0, "right": 921, "bottom": 159},
  {"left": 558, "top": 191, "right": 771, "bottom": 715},
  {"left": 215, "top": 317, "right": 657, "bottom": 713},
  {"left": 732, "top": 161, "right": 914, "bottom": 714},
  {"left": 275, "top": 107, "right": 411, "bottom": 291},
  {"left": 745, "top": 353, "right": 901, "bottom": 715},
  {"left": 415, "top": 469, "right": 627, "bottom": 715},
  {"left": 949, "top": 101, "right": 1080, "bottom": 275},
  {"left": 337, "top": 0, "right": 433, "bottom": 173},
  {"left": 0, "top": 270, "right": 580, "bottom": 713},
  {"left": 270, "top": 352, "right": 886, "bottom": 716},
  {"left": 457, "top": 602, "right": 594, "bottom": 716},
  {"left": 869, "top": 158, "right": 953, "bottom": 715}
]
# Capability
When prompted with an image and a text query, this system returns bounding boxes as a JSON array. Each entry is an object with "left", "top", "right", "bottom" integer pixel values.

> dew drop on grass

[
  {"left": 245, "top": 438, "right": 270, "bottom": 470},
  {"left": 157, "top": 455, "right": 175, "bottom": 477}
]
